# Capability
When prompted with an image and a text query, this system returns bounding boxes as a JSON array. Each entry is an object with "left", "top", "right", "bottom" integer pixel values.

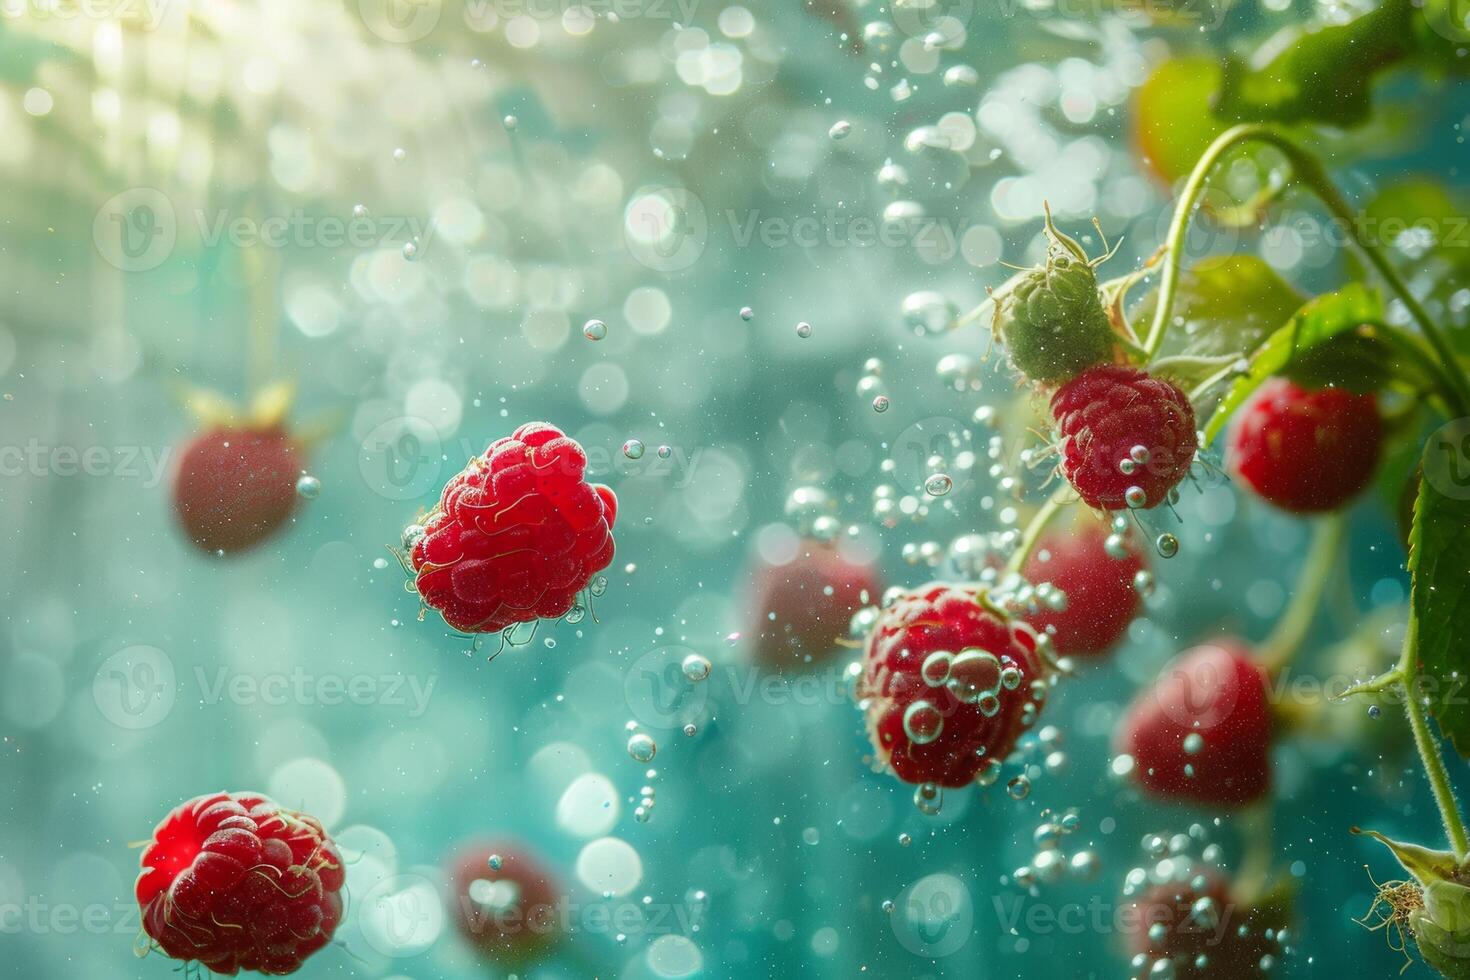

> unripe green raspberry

[{"left": 992, "top": 209, "right": 1118, "bottom": 384}]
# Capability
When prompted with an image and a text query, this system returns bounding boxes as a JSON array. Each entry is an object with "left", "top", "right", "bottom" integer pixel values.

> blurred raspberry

[
  {"left": 1116, "top": 641, "right": 1272, "bottom": 807},
  {"left": 1229, "top": 377, "right": 1383, "bottom": 513},
  {"left": 857, "top": 584, "right": 1048, "bottom": 787},
  {"left": 1023, "top": 522, "right": 1144, "bottom": 659},
  {"left": 1123, "top": 869, "right": 1289, "bottom": 979},
  {"left": 746, "top": 540, "right": 882, "bottom": 670},
  {"left": 135, "top": 792, "right": 344, "bottom": 976},
  {"left": 172, "top": 426, "right": 301, "bottom": 555},
  {"left": 448, "top": 841, "right": 562, "bottom": 963},
  {"left": 1051, "top": 364, "right": 1197, "bottom": 511},
  {"left": 411, "top": 422, "right": 617, "bottom": 634}
]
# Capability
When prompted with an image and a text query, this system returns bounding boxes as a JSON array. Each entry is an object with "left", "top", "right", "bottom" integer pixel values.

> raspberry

[
  {"left": 172, "top": 426, "right": 301, "bottom": 555},
  {"left": 1022, "top": 522, "right": 1144, "bottom": 659},
  {"left": 856, "top": 584, "right": 1048, "bottom": 788},
  {"left": 135, "top": 792, "right": 344, "bottom": 976},
  {"left": 995, "top": 244, "right": 1116, "bottom": 384},
  {"left": 1228, "top": 377, "right": 1383, "bottom": 513},
  {"left": 1123, "top": 869, "right": 1287, "bottom": 979},
  {"left": 1116, "top": 641, "right": 1272, "bottom": 807},
  {"left": 1052, "top": 364, "right": 1197, "bottom": 511},
  {"left": 448, "top": 842, "right": 562, "bottom": 963},
  {"left": 410, "top": 422, "right": 617, "bottom": 635},
  {"left": 747, "top": 540, "right": 882, "bottom": 670}
]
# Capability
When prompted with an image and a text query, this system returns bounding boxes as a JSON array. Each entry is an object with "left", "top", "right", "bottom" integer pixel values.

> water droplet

[
  {"left": 795, "top": 321, "right": 813, "bottom": 338},
  {"left": 681, "top": 654, "right": 711, "bottom": 682},
  {"left": 829, "top": 120, "right": 852, "bottom": 140},
  {"left": 372, "top": 557, "right": 389, "bottom": 570},
  {"left": 622, "top": 439, "right": 645, "bottom": 460},
  {"left": 903, "top": 700, "right": 944, "bottom": 745},
  {"left": 295, "top": 475, "right": 321, "bottom": 499},
  {"left": 924, "top": 473, "right": 953, "bottom": 497},
  {"left": 626, "top": 732, "right": 657, "bottom": 763},
  {"left": 900, "top": 290, "right": 957, "bottom": 336},
  {"left": 872, "top": 395, "right": 890, "bottom": 413},
  {"left": 583, "top": 318, "right": 607, "bottom": 341},
  {"left": 740, "top": 306, "right": 754, "bottom": 321},
  {"left": 488, "top": 854, "right": 503, "bottom": 871},
  {"left": 1156, "top": 533, "right": 1179, "bottom": 559},
  {"left": 1006, "top": 775, "right": 1031, "bottom": 800},
  {"left": 1124, "top": 486, "right": 1148, "bottom": 509}
]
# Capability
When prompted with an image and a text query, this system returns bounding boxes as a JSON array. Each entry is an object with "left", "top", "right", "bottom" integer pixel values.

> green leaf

[
  {"left": 1202, "top": 284, "right": 1384, "bottom": 443},
  {"left": 1141, "top": 255, "right": 1305, "bottom": 362},
  {"left": 1213, "top": 0, "right": 1421, "bottom": 129},
  {"left": 1148, "top": 352, "right": 1244, "bottom": 399},
  {"left": 1408, "top": 460, "right": 1470, "bottom": 757}
]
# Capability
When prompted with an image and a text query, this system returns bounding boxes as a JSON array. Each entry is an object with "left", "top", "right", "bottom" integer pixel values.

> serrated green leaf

[
  {"left": 1213, "top": 0, "right": 1420, "bottom": 128},
  {"left": 1202, "top": 284, "right": 1384, "bottom": 443},
  {"left": 1409, "top": 460, "right": 1470, "bottom": 757}
]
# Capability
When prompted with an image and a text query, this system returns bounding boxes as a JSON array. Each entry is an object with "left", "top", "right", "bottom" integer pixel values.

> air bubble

[
  {"left": 627, "top": 733, "right": 657, "bottom": 763},
  {"left": 682, "top": 654, "right": 711, "bottom": 682},
  {"left": 795, "top": 321, "right": 813, "bottom": 338},
  {"left": 622, "top": 439, "right": 645, "bottom": 460},
  {"left": 583, "top": 318, "right": 608, "bottom": 341},
  {"left": 295, "top": 475, "right": 321, "bottom": 499},
  {"left": 1156, "top": 533, "right": 1179, "bottom": 559}
]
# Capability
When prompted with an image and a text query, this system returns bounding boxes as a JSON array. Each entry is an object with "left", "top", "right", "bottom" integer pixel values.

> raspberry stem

[
  {"left": 1004, "top": 485, "right": 1070, "bottom": 576},
  {"left": 1397, "top": 606, "right": 1470, "bottom": 861},
  {"left": 1145, "top": 125, "right": 1470, "bottom": 417},
  {"left": 1258, "top": 515, "right": 1346, "bottom": 675}
]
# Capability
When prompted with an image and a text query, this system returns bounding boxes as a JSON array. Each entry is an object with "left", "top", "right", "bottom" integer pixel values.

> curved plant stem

[
  {"left": 1258, "top": 515, "right": 1346, "bottom": 675},
  {"left": 1144, "top": 124, "right": 1470, "bottom": 413},
  {"left": 1004, "top": 485, "right": 1071, "bottom": 576},
  {"left": 1398, "top": 608, "right": 1470, "bottom": 859}
]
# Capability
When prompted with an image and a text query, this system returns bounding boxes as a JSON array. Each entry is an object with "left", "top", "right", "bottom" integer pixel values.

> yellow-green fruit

[{"left": 998, "top": 248, "right": 1115, "bottom": 384}]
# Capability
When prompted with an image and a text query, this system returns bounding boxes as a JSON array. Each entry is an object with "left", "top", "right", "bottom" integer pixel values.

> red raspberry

[
  {"left": 1022, "top": 522, "right": 1144, "bottom": 659},
  {"left": 172, "top": 426, "right": 301, "bottom": 555},
  {"left": 1123, "top": 869, "right": 1287, "bottom": 978},
  {"left": 410, "top": 422, "right": 617, "bottom": 634},
  {"left": 1228, "top": 377, "right": 1383, "bottom": 513},
  {"left": 857, "top": 584, "right": 1048, "bottom": 788},
  {"left": 135, "top": 792, "right": 344, "bottom": 976},
  {"left": 448, "top": 842, "right": 562, "bottom": 963},
  {"left": 1116, "top": 641, "right": 1272, "bottom": 807},
  {"left": 1051, "top": 364, "right": 1197, "bottom": 511},
  {"left": 747, "top": 540, "right": 882, "bottom": 670}
]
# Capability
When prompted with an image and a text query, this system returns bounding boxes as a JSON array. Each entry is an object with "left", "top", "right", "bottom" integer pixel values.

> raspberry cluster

[
  {"left": 411, "top": 422, "right": 617, "bottom": 634},
  {"left": 135, "top": 792, "right": 344, "bottom": 977}
]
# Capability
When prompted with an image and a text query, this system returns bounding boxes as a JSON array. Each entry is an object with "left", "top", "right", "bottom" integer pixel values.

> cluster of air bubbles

[
  {"left": 945, "top": 531, "right": 1015, "bottom": 583},
  {"left": 295, "top": 474, "right": 321, "bottom": 499},
  {"left": 401, "top": 523, "right": 426, "bottom": 553},
  {"left": 786, "top": 486, "right": 839, "bottom": 538},
  {"left": 583, "top": 318, "right": 607, "bottom": 341},
  {"left": 900, "top": 540, "right": 944, "bottom": 567},
  {"left": 634, "top": 779, "right": 657, "bottom": 824},
  {"left": 901, "top": 291, "right": 958, "bottom": 336},
  {"left": 1122, "top": 825, "right": 1221, "bottom": 901},
  {"left": 1012, "top": 805, "right": 1098, "bottom": 891},
  {"left": 936, "top": 353, "right": 985, "bottom": 392},
  {"left": 858, "top": 357, "right": 889, "bottom": 412}
]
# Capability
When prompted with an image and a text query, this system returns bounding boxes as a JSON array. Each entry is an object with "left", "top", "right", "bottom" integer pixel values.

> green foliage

[{"left": 1409, "top": 459, "right": 1470, "bottom": 758}]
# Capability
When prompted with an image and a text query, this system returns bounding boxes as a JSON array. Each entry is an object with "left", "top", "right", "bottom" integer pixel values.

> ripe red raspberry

[
  {"left": 1051, "top": 364, "right": 1197, "bottom": 511},
  {"left": 410, "top": 422, "right": 617, "bottom": 634},
  {"left": 173, "top": 426, "right": 302, "bottom": 555},
  {"left": 747, "top": 540, "right": 882, "bottom": 670},
  {"left": 135, "top": 792, "right": 344, "bottom": 976},
  {"left": 1116, "top": 641, "right": 1272, "bottom": 807},
  {"left": 857, "top": 584, "right": 1048, "bottom": 788},
  {"left": 1123, "top": 869, "right": 1287, "bottom": 978},
  {"left": 1228, "top": 377, "right": 1383, "bottom": 513},
  {"left": 448, "top": 842, "right": 562, "bottom": 963},
  {"left": 1022, "top": 522, "right": 1144, "bottom": 659}
]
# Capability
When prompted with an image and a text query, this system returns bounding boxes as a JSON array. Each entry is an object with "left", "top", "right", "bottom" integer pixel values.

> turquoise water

[{"left": 1, "top": 2, "right": 1466, "bottom": 978}]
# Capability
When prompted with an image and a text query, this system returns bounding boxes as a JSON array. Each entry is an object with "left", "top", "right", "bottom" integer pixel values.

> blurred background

[{"left": 0, "top": 0, "right": 1466, "bottom": 977}]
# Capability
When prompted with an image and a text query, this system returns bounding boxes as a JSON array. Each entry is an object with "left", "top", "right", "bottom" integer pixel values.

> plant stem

[
  {"left": 1258, "top": 515, "right": 1346, "bottom": 675},
  {"left": 1398, "top": 607, "right": 1470, "bottom": 860},
  {"left": 1004, "top": 485, "right": 1070, "bottom": 575},
  {"left": 1143, "top": 125, "right": 1470, "bottom": 413}
]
